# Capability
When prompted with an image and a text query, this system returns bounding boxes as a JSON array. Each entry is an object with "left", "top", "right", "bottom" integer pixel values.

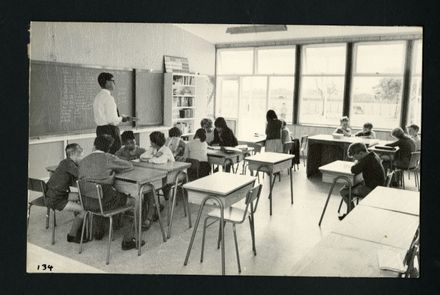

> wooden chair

[
  {"left": 200, "top": 185, "right": 262, "bottom": 273},
  {"left": 77, "top": 180, "right": 136, "bottom": 265},
  {"left": 27, "top": 178, "right": 57, "bottom": 245},
  {"left": 300, "top": 135, "right": 308, "bottom": 167},
  {"left": 283, "top": 141, "right": 295, "bottom": 174}
]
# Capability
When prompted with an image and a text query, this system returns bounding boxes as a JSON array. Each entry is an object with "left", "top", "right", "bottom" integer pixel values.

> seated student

[
  {"left": 339, "top": 142, "right": 385, "bottom": 220},
  {"left": 211, "top": 117, "right": 238, "bottom": 147},
  {"left": 355, "top": 122, "right": 376, "bottom": 139},
  {"left": 140, "top": 131, "right": 175, "bottom": 164},
  {"left": 406, "top": 124, "right": 421, "bottom": 151},
  {"left": 334, "top": 116, "right": 352, "bottom": 136},
  {"left": 281, "top": 120, "right": 292, "bottom": 144},
  {"left": 385, "top": 127, "right": 416, "bottom": 169},
  {"left": 115, "top": 131, "right": 146, "bottom": 161},
  {"left": 211, "top": 117, "right": 238, "bottom": 172},
  {"left": 183, "top": 128, "right": 211, "bottom": 180},
  {"left": 165, "top": 127, "right": 186, "bottom": 161},
  {"left": 79, "top": 135, "right": 145, "bottom": 250},
  {"left": 201, "top": 118, "right": 215, "bottom": 145},
  {"left": 46, "top": 143, "right": 88, "bottom": 244}
]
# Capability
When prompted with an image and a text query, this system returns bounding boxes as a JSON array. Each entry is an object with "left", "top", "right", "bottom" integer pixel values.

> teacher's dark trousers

[{"left": 96, "top": 125, "right": 121, "bottom": 154}]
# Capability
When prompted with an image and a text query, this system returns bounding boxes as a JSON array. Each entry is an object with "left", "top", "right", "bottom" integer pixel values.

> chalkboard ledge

[{"left": 29, "top": 125, "right": 172, "bottom": 145}]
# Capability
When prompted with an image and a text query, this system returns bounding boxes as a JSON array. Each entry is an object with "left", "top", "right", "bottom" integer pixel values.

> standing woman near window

[{"left": 265, "top": 110, "right": 283, "bottom": 153}]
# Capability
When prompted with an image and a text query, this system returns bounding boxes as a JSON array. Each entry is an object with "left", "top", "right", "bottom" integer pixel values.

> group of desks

[
  {"left": 306, "top": 134, "right": 399, "bottom": 177},
  {"left": 292, "top": 186, "right": 419, "bottom": 277}
]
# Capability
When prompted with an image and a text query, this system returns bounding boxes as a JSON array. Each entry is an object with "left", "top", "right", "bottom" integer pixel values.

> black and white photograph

[{"left": 26, "top": 22, "right": 423, "bottom": 277}]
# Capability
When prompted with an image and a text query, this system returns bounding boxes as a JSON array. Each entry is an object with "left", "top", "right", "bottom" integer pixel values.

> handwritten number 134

[{"left": 37, "top": 264, "right": 53, "bottom": 271}]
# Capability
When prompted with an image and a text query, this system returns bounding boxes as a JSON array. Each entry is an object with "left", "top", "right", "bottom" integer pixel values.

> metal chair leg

[
  {"left": 51, "top": 210, "right": 56, "bottom": 245},
  {"left": 45, "top": 207, "right": 50, "bottom": 229},
  {"left": 232, "top": 224, "right": 241, "bottom": 273},
  {"left": 27, "top": 205, "right": 32, "bottom": 229},
  {"left": 337, "top": 198, "right": 344, "bottom": 214},
  {"left": 106, "top": 217, "right": 113, "bottom": 265},
  {"left": 200, "top": 217, "right": 210, "bottom": 263},
  {"left": 249, "top": 216, "right": 256, "bottom": 256},
  {"left": 217, "top": 220, "right": 226, "bottom": 249},
  {"left": 79, "top": 212, "right": 88, "bottom": 254},
  {"left": 167, "top": 184, "right": 179, "bottom": 239}
]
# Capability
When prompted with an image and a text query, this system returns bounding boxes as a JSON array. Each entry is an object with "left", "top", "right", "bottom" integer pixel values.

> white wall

[
  {"left": 30, "top": 22, "right": 215, "bottom": 75},
  {"left": 29, "top": 22, "right": 215, "bottom": 178}
]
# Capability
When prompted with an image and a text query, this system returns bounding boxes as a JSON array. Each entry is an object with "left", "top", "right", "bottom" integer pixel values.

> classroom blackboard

[
  {"left": 29, "top": 61, "right": 134, "bottom": 137},
  {"left": 135, "top": 69, "right": 163, "bottom": 126}
]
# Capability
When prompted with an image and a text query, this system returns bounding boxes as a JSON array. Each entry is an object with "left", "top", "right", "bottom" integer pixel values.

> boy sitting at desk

[
  {"left": 385, "top": 127, "right": 416, "bottom": 169},
  {"left": 115, "top": 131, "right": 146, "bottom": 161},
  {"left": 79, "top": 135, "right": 145, "bottom": 250},
  {"left": 165, "top": 127, "right": 186, "bottom": 161},
  {"left": 339, "top": 142, "right": 385, "bottom": 220},
  {"left": 334, "top": 116, "right": 352, "bottom": 137},
  {"left": 355, "top": 122, "right": 376, "bottom": 139},
  {"left": 406, "top": 124, "right": 421, "bottom": 151},
  {"left": 46, "top": 143, "right": 88, "bottom": 243}
]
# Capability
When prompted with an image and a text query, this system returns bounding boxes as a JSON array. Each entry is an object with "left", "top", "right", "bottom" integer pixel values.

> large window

[
  {"left": 299, "top": 44, "right": 346, "bottom": 125},
  {"left": 407, "top": 40, "right": 422, "bottom": 129},
  {"left": 217, "top": 49, "right": 253, "bottom": 75},
  {"left": 350, "top": 42, "right": 406, "bottom": 129},
  {"left": 216, "top": 47, "right": 295, "bottom": 137}
]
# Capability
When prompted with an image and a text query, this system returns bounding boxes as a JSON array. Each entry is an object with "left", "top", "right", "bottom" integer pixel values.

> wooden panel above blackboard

[{"left": 29, "top": 61, "right": 134, "bottom": 137}]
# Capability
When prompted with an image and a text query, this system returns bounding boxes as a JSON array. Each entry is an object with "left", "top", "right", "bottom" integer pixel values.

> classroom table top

[
  {"left": 207, "top": 148, "right": 241, "bottom": 159},
  {"left": 290, "top": 233, "right": 402, "bottom": 277},
  {"left": 183, "top": 172, "right": 256, "bottom": 196},
  {"left": 318, "top": 160, "right": 355, "bottom": 175},
  {"left": 237, "top": 134, "right": 267, "bottom": 144},
  {"left": 359, "top": 186, "right": 419, "bottom": 216},
  {"left": 331, "top": 205, "right": 419, "bottom": 250},
  {"left": 132, "top": 159, "right": 191, "bottom": 172},
  {"left": 114, "top": 166, "right": 167, "bottom": 184},
  {"left": 368, "top": 145, "right": 400, "bottom": 154},
  {"left": 245, "top": 152, "right": 295, "bottom": 164},
  {"left": 309, "top": 134, "right": 388, "bottom": 146}
]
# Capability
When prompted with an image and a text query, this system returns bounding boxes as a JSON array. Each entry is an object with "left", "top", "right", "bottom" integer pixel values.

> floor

[{"left": 26, "top": 162, "right": 419, "bottom": 276}]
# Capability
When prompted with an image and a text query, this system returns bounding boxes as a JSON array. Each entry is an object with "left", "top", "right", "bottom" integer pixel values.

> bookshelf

[{"left": 164, "top": 73, "right": 197, "bottom": 137}]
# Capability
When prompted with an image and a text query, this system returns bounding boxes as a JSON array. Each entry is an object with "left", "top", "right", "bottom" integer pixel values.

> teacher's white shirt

[{"left": 93, "top": 89, "right": 122, "bottom": 126}]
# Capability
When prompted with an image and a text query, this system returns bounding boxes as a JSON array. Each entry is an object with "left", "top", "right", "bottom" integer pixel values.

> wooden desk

[
  {"left": 359, "top": 186, "right": 419, "bottom": 216},
  {"left": 132, "top": 160, "right": 192, "bottom": 238},
  {"left": 245, "top": 152, "right": 295, "bottom": 216},
  {"left": 113, "top": 166, "right": 168, "bottom": 255},
  {"left": 307, "top": 134, "right": 388, "bottom": 177},
  {"left": 237, "top": 135, "right": 266, "bottom": 145},
  {"left": 207, "top": 149, "right": 241, "bottom": 172},
  {"left": 319, "top": 160, "right": 363, "bottom": 185},
  {"left": 331, "top": 205, "right": 419, "bottom": 250},
  {"left": 183, "top": 172, "right": 256, "bottom": 275},
  {"left": 368, "top": 146, "right": 400, "bottom": 163},
  {"left": 318, "top": 160, "right": 363, "bottom": 226},
  {"left": 291, "top": 233, "right": 402, "bottom": 277}
]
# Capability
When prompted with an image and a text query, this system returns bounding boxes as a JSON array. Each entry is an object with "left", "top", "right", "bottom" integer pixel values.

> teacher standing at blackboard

[{"left": 93, "top": 72, "right": 130, "bottom": 154}]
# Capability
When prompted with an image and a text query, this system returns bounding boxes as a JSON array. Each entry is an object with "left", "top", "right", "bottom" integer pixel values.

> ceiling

[{"left": 174, "top": 24, "right": 422, "bottom": 45}]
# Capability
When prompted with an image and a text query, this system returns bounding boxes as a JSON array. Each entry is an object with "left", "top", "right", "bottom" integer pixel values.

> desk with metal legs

[
  {"left": 244, "top": 152, "right": 295, "bottom": 216},
  {"left": 318, "top": 160, "right": 363, "bottom": 226},
  {"left": 113, "top": 167, "right": 168, "bottom": 256},
  {"left": 182, "top": 172, "right": 256, "bottom": 275},
  {"left": 132, "top": 160, "right": 192, "bottom": 238}
]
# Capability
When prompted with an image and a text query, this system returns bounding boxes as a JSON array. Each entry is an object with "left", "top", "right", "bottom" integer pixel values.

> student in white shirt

[
  {"left": 183, "top": 128, "right": 211, "bottom": 179},
  {"left": 140, "top": 131, "right": 175, "bottom": 164},
  {"left": 93, "top": 72, "right": 132, "bottom": 154}
]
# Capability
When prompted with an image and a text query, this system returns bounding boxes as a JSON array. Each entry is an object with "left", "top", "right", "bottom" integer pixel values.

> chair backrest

[
  {"left": 300, "top": 135, "right": 308, "bottom": 151},
  {"left": 283, "top": 141, "right": 294, "bottom": 154},
  {"left": 402, "top": 226, "right": 420, "bottom": 278},
  {"left": 385, "top": 170, "right": 395, "bottom": 187},
  {"left": 28, "top": 178, "right": 48, "bottom": 203},
  {"left": 408, "top": 152, "right": 421, "bottom": 170},
  {"left": 77, "top": 179, "right": 104, "bottom": 213},
  {"left": 186, "top": 158, "right": 200, "bottom": 180},
  {"left": 242, "top": 184, "right": 263, "bottom": 220}
]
